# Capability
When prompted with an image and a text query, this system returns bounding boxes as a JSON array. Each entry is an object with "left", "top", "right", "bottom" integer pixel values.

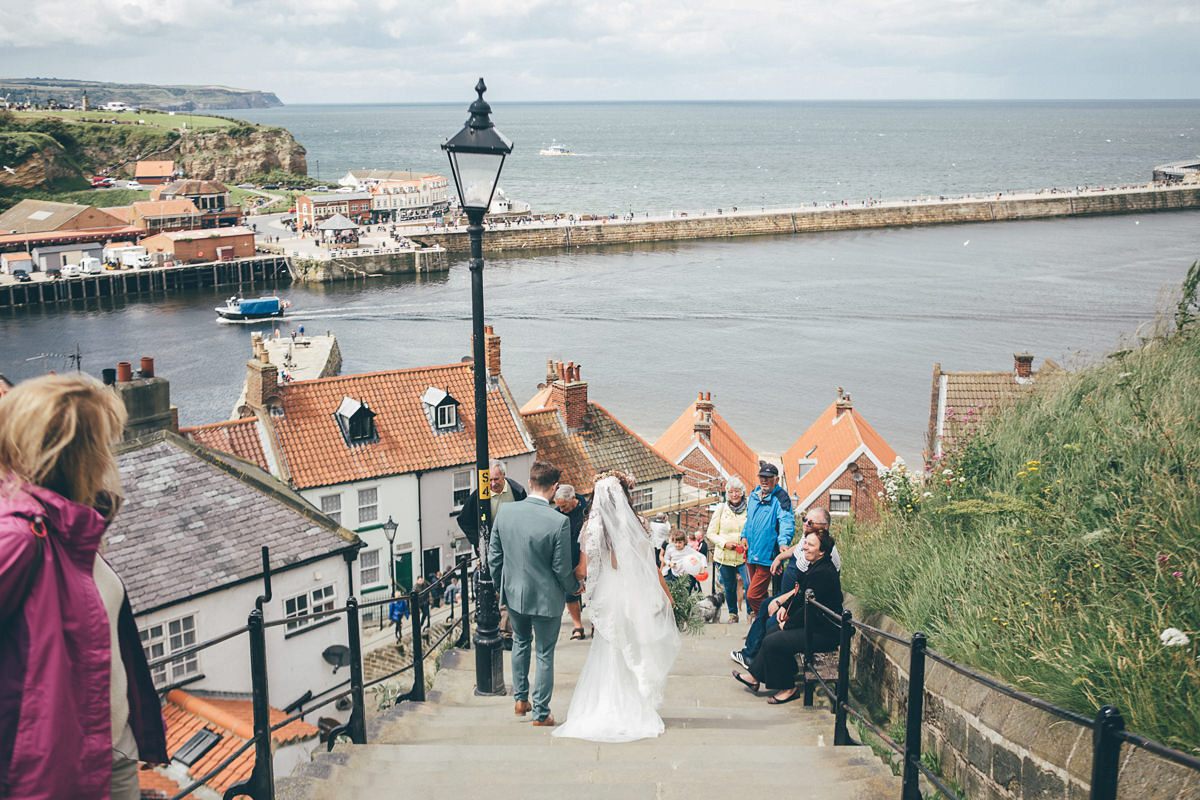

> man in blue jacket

[{"left": 742, "top": 463, "right": 793, "bottom": 615}]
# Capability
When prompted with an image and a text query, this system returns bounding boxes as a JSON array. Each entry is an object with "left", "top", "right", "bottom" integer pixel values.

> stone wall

[
  {"left": 412, "top": 186, "right": 1200, "bottom": 256},
  {"left": 848, "top": 604, "right": 1200, "bottom": 800},
  {"left": 289, "top": 247, "right": 447, "bottom": 283}
]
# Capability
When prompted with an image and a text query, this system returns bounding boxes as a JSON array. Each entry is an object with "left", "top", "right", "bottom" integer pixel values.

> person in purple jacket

[{"left": 0, "top": 373, "right": 167, "bottom": 800}]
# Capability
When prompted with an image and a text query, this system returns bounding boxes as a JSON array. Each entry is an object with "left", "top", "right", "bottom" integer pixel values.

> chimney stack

[
  {"left": 245, "top": 346, "right": 281, "bottom": 412},
  {"left": 113, "top": 356, "right": 178, "bottom": 439},
  {"left": 549, "top": 361, "right": 588, "bottom": 431},
  {"left": 835, "top": 386, "right": 853, "bottom": 417},
  {"left": 694, "top": 391, "right": 713, "bottom": 438},
  {"left": 484, "top": 325, "right": 502, "bottom": 378},
  {"left": 1014, "top": 352, "right": 1034, "bottom": 380}
]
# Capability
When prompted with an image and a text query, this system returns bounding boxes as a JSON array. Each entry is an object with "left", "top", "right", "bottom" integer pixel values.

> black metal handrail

[
  {"left": 801, "top": 591, "right": 1200, "bottom": 800},
  {"left": 141, "top": 548, "right": 475, "bottom": 800}
]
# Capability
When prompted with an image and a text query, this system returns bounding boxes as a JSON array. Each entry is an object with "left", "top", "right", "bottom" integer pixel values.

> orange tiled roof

[
  {"left": 132, "top": 198, "right": 200, "bottom": 218},
  {"left": 520, "top": 384, "right": 554, "bottom": 414},
  {"left": 180, "top": 417, "right": 269, "bottom": 471},
  {"left": 146, "top": 689, "right": 318, "bottom": 796},
  {"left": 522, "top": 401, "right": 680, "bottom": 495},
  {"left": 782, "top": 400, "right": 898, "bottom": 508},
  {"left": 135, "top": 160, "right": 175, "bottom": 178},
  {"left": 273, "top": 364, "right": 534, "bottom": 489},
  {"left": 654, "top": 397, "right": 759, "bottom": 488}
]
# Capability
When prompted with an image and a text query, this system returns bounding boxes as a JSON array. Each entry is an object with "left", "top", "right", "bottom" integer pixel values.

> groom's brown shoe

[
  {"left": 514, "top": 700, "right": 532, "bottom": 715},
  {"left": 531, "top": 714, "right": 556, "bottom": 727}
]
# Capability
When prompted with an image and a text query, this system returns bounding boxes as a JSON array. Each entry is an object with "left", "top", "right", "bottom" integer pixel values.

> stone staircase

[{"left": 278, "top": 617, "right": 901, "bottom": 800}]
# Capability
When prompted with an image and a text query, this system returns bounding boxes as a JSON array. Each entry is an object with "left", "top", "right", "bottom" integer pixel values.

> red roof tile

[
  {"left": 273, "top": 364, "right": 533, "bottom": 489},
  {"left": 180, "top": 417, "right": 269, "bottom": 471},
  {"left": 782, "top": 398, "right": 899, "bottom": 508},
  {"left": 654, "top": 394, "right": 759, "bottom": 489}
]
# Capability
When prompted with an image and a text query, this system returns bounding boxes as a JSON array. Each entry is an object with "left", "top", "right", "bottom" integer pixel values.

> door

[
  {"left": 394, "top": 552, "right": 413, "bottom": 592},
  {"left": 422, "top": 547, "right": 441, "bottom": 582}
]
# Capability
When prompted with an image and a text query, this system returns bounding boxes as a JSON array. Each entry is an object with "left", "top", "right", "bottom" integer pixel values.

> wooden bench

[{"left": 802, "top": 650, "right": 840, "bottom": 706}]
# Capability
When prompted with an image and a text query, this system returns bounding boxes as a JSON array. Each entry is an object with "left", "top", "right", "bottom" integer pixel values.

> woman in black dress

[{"left": 732, "top": 527, "right": 842, "bottom": 704}]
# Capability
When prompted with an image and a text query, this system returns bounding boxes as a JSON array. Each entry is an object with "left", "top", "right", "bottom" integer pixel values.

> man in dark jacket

[
  {"left": 457, "top": 458, "right": 527, "bottom": 553},
  {"left": 553, "top": 483, "right": 589, "bottom": 639}
]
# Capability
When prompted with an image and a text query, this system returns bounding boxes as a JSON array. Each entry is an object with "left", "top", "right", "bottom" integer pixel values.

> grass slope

[{"left": 842, "top": 262, "right": 1200, "bottom": 754}]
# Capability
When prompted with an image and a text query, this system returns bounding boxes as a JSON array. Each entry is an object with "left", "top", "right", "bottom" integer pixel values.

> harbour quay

[
  {"left": 0, "top": 255, "right": 291, "bottom": 310},
  {"left": 414, "top": 183, "right": 1200, "bottom": 255}
]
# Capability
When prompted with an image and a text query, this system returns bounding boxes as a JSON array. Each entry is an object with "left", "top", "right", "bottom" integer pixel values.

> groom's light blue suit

[{"left": 489, "top": 492, "right": 579, "bottom": 722}]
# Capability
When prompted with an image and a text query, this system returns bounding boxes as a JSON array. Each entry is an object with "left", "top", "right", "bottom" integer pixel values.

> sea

[{"left": 3, "top": 100, "right": 1200, "bottom": 468}]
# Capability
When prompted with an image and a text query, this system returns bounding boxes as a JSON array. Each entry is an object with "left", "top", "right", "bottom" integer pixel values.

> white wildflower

[{"left": 1160, "top": 628, "right": 1191, "bottom": 647}]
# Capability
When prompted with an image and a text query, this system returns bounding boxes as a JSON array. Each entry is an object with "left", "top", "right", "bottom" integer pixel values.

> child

[{"left": 661, "top": 529, "right": 707, "bottom": 592}]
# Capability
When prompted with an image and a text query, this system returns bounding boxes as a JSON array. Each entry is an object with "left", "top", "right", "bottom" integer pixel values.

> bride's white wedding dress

[{"left": 553, "top": 476, "right": 681, "bottom": 742}]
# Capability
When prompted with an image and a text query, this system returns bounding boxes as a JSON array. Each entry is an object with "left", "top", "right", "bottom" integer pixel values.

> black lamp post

[
  {"left": 443, "top": 78, "right": 512, "bottom": 697},
  {"left": 381, "top": 515, "right": 398, "bottom": 597}
]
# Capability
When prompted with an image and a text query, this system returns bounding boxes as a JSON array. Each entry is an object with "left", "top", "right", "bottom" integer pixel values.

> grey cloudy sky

[{"left": 1, "top": 0, "right": 1197, "bottom": 104}]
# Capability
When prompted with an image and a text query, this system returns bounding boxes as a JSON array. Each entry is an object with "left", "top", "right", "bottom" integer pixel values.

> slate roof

[
  {"left": 654, "top": 397, "right": 759, "bottom": 488},
  {"left": 107, "top": 431, "right": 359, "bottom": 614},
  {"left": 927, "top": 359, "right": 1063, "bottom": 461},
  {"left": 521, "top": 401, "right": 680, "bottom": 495},
  {"left": 782, "top": 400, "right": 899, "bottom": 508},
  {"left": 143, "top": 689, "right": 317, "bottom": 796},
  {"left": 271, "top": 364, "right": 534, "bottom": 490},
  {"left": 179, "top": 417, "right": 269, "bottom": 471}
]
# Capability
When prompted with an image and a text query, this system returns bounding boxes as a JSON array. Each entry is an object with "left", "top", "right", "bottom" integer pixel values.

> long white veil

[{"left": 581, "top": 476, "right": 680, "bottom": 706}]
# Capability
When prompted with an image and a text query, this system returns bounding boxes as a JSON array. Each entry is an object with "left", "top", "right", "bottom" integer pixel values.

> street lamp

[
  {"left": 443, "top": 78, "right": 512, "bottom": 697},
  {"left": 381, "top": 515, "right": 398, "bottom": 597}
]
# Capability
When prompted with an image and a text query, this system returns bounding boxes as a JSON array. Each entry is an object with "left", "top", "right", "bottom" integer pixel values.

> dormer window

[
  {"left": 421, "top": 387, "right": 461, "bottom": 433},
  {"left": 334, "top": 397, "right": 377, "bottom": 446}
]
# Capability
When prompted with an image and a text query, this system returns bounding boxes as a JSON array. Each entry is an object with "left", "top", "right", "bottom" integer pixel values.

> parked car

[
  {"left": 261, "top": 183, "right": 279, "bottom": 190},
  {"left": 61, "top": 264, "right": 81, "bottom": 278},
  {"left": 237, "top": 183, "right": 256, "bottom": 189},
  {"left": 314, "top": 185, "right": 330, "bottom": 192},
  {"left": 12, "top": 269, "right": 31, "bottom": 282}
]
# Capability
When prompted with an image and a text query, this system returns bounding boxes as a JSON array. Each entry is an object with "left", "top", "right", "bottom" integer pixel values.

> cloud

[{"left": 1, "top": 0, "right": 1197, "bottom": 101}]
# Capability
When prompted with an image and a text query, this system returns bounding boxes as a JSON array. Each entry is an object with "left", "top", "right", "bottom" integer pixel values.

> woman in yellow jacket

[{"left": 705, "top": 477, "right": 749, "bottom": 622}]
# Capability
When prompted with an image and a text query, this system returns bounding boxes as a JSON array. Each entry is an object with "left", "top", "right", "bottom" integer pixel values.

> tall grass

[{"left": 842, "top": 263, "right": 1200, "bottom": 753}]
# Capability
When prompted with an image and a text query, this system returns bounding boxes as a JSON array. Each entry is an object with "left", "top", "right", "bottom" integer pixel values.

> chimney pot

[
  {"left": 140, "top": 357, "right": 154, "bottom": 378},
  {"left": 102, "top": 368, "right": 116, "bottom": 386},
  {"left": 117, "top": 361, "right": 132, "bottom": 383}
]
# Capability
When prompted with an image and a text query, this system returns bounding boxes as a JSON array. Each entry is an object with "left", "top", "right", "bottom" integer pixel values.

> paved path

[{"left": 279, "top": 615, "right": 900, "bottom": 800}]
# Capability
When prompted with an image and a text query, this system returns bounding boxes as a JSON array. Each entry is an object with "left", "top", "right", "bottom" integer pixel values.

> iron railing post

[
  {"left": 409, "top": 587, "right": 426, "bottom": 701},
  {"left": 901, "top": 632, "right": 927, "bottom": 800},
  {"left": 455, "top": 555, "right": 471, "bottom": 649},
  {"left": 833, "top": 609, "right": 854, "bottom": 745},
  {"left": 344, "top": 597, "right": 367, "bottom": 744},
  {"left": 1090, "top": 705, "right": 1125, "bottom": 800},
  {"left": 223, "top": 609, "right": 273, "bottom": 800},
  {"left": 803, "top": 589, "right": 817, "bottom": 706}
]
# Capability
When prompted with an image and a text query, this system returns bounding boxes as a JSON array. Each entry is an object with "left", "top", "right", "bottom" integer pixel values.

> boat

[
  {"left": 539, "top": 140, "right": 571, "bottom": 156},
  {"left": 215, "top": 295, "right": 290, "bottom": 321}
]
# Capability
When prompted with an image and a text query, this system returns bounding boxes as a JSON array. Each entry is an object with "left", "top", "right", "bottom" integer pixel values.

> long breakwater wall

[{"left": 415, "top": 184, "right": 1200, "bottom": 255}]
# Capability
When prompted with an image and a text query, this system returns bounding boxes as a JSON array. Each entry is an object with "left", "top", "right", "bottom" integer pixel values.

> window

[
  {"left": 829, "top": 490, "right": 852, "bottom": 515},
  {"left": 320, "top": 493, "right": 341, "bottom": 525},
  {"left": 333, "top": 397, "right": 377, "bottom": 445},
  {"left": 360, "top": 548, "right": 381, "bottom": 586},
  {"left": 453, "top": 470, "right": 472, "bottom": 510},
  {"left": 140, "top": 614, "right": 198, "bottom": 686},
  {"left": 436, "top": 403, "right": 457, "bottom": 429},
  {"left": 285, "top": 585, "right": 337, "bottom": 632},
  {"left": 357, "top": 487, "right": 378, "bottom": 524},
  {"left": 630, "top": 487, "right": 653, "bottom": 512}
]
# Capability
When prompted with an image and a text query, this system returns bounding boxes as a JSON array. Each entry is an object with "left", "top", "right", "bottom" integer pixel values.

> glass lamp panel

[{"left": 450, "top": 151, "right": 506, "bottom": 211}]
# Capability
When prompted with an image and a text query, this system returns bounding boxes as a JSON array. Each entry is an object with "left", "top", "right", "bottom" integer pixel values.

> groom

[{"left": 489, "top": 459, "right": 582, "bottom": 727}]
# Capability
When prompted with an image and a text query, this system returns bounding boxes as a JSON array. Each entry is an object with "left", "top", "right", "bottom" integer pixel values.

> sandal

[
  {"left": 570, "top": 627, "right": 586, "bottom": 640},
  {"left": 767, "top": 688, "right": 801, "bottom": 705},
  {"left": 732, "top": 670, "right": 760, "bottom": 693}
]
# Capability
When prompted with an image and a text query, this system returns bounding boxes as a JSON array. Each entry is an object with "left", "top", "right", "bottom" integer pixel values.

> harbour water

[{"left": 3, "top": 101, "right": 1199, "bottom": 468}]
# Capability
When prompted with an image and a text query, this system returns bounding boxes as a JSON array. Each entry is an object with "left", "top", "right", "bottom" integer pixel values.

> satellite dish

[{"left": 322, "top": 645, "right": 352, "bottom": 674}]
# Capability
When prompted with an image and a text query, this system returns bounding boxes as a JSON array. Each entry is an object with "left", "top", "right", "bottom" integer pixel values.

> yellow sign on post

[{"left": 479, "top": 469, "right": 490, "bottom": 500}]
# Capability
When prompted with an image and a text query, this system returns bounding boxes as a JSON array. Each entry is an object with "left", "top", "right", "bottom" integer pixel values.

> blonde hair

[{"left": 0, "top": 373, "right": 127, "bottom": 507}]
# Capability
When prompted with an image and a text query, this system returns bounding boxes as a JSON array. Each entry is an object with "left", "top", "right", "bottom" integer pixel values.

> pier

[
  {"left": 0, "top": 255, "right": 291, "bottom": 310},
  {"left": 412, "top": 183, "right": 1200, "bottom": 255}
]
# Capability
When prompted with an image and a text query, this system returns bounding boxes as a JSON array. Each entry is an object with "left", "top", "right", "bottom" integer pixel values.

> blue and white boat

[{"left": 215, "top": 295, "right": 290, "bottom": 321}]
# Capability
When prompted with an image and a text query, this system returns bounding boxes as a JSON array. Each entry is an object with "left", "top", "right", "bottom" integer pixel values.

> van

[
  {"left": 79, "top": 257, "right": 103, "bottom": 275},
  {"left": 61, "top": 264, "right": 81, "bottom": 278}
]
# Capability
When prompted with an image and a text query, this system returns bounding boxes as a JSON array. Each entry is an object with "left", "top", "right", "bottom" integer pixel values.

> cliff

[
  {"left": 0, "top": 132, "right": 82, "bottom": 190},
  {"left": 0, "top": 79, "right": 283, "bottom": 111},
  {"left": 174, "top": 127, "right": 307, "bottom": 182}
]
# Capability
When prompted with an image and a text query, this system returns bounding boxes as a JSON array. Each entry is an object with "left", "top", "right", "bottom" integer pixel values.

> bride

[{"left": 553, "top": 472, "right": 681, "bottom": 742}]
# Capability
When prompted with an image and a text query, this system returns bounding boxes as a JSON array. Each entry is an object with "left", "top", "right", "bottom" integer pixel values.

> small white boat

[
  {"left": 216, "top": 295, "right": 290, "bottom": 321},
  {"left": 539, "top": 140, "right": 571, "bottom": 156}
]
